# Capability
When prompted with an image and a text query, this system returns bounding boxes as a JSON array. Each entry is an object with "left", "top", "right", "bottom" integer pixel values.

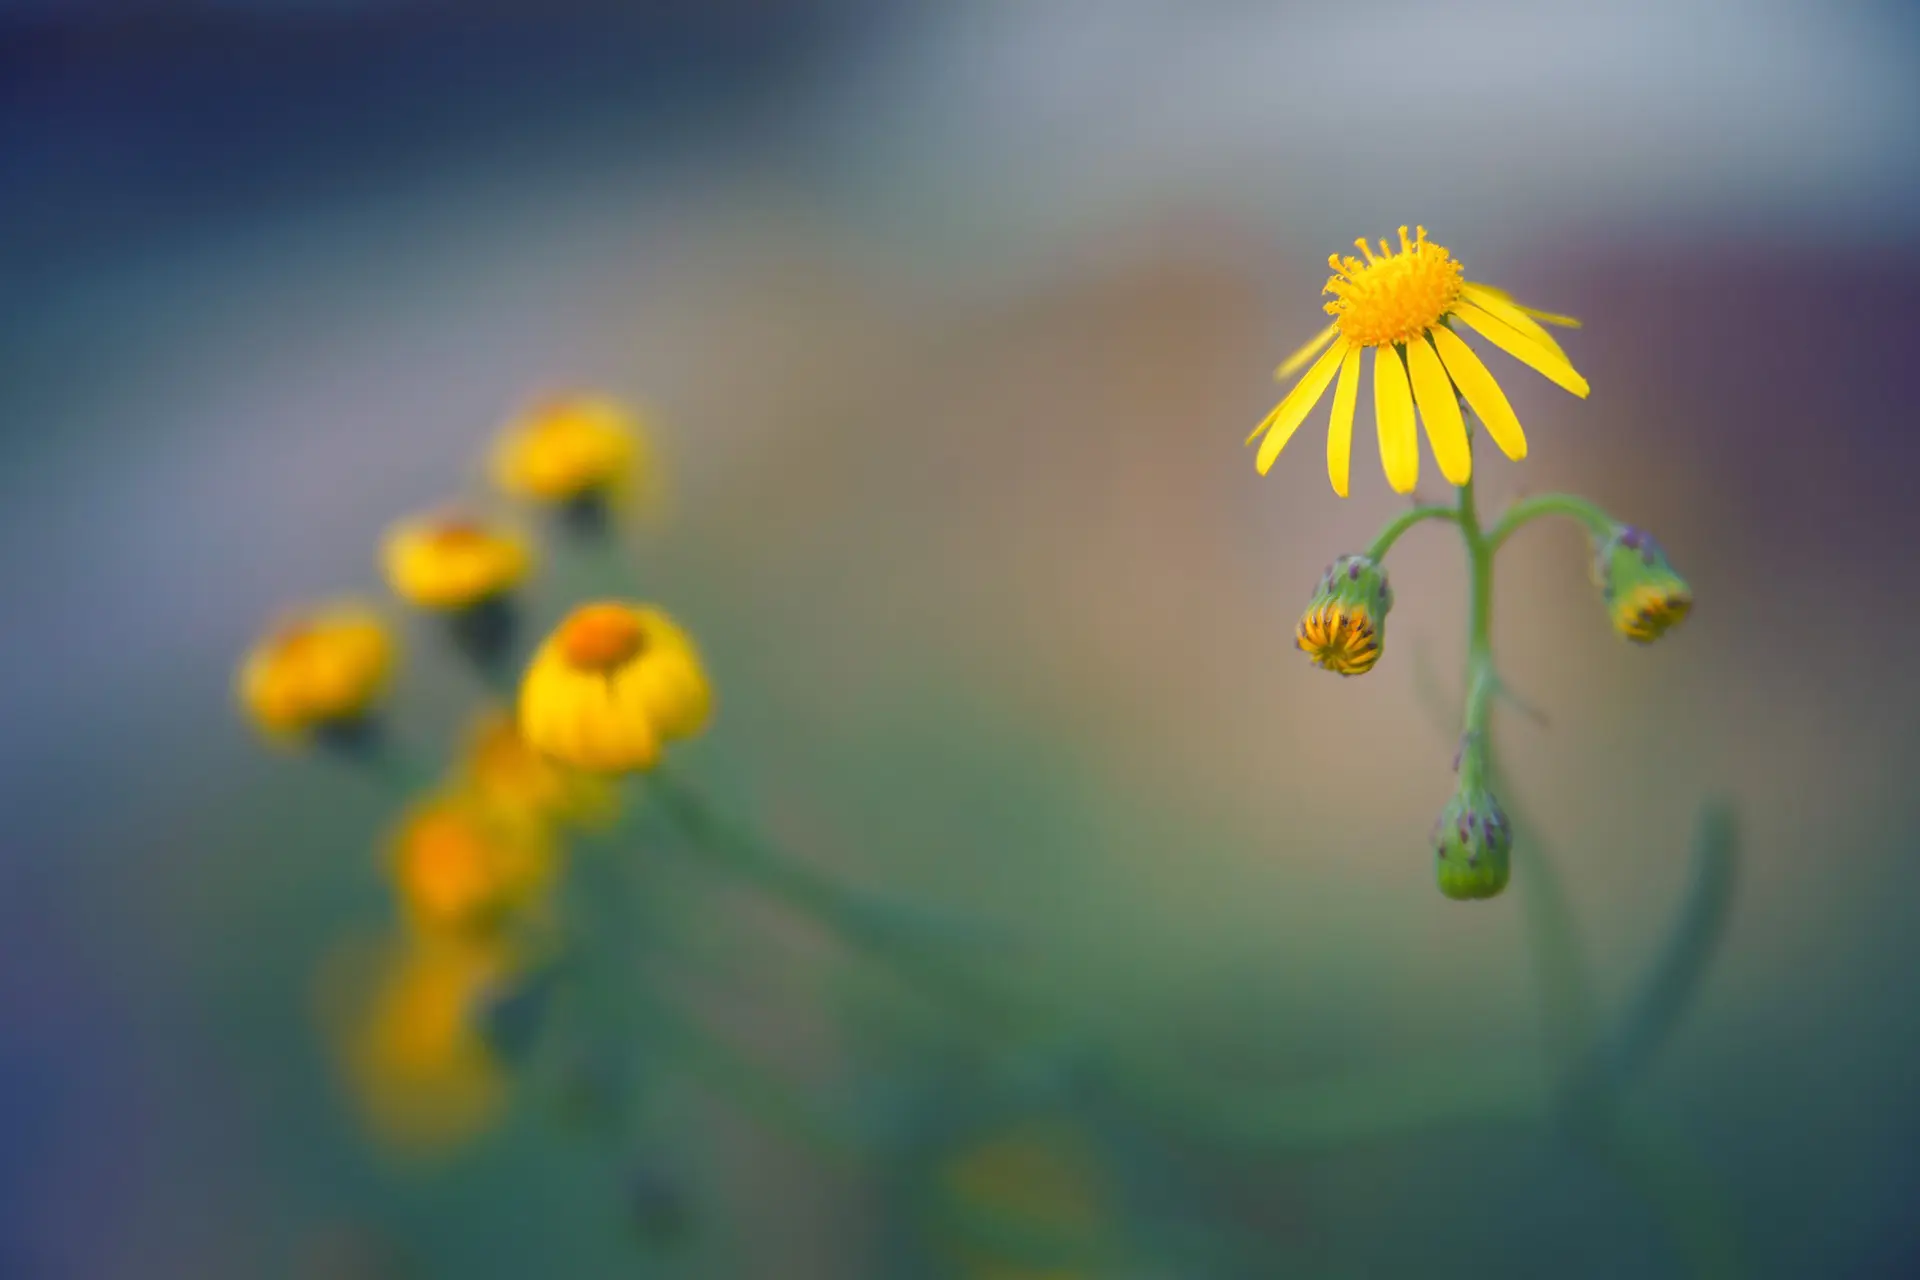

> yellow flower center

[
  {"left": 559, "top": 604, "right": 648, "bottom": 672},
  {"left": 1323, "top": 225, "right": 1464, "bottom": 349},
  {"left": 1296, "top": 604, "right": 1381, "bottom": 676}
]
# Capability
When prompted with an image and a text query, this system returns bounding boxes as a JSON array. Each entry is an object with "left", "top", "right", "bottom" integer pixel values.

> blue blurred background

[{"left": 4, "top": 2, "right": 1920, "bottom": 1276}]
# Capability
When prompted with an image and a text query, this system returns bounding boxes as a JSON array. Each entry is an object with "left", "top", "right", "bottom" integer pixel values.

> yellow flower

[
  {"left": 237, "top": 603, "right": 397, "bottom": 741},
  {"left": 937, "top": 1118, "right": 1113, "bottom": 1280},
  {"left": 388, "top": 791, "right": 556, "bottom": 936},
  {"left": 381, "top": 511, "right": 531, "bottom": 611},
  {"left": 457, "top": 708, "right": 619, "bottom": 830},
  {"left": 324, "top": 934, "right": 514, "bottom": 1152},
  {"left": 519, "top": 602, "right": 712, "bottom": 773},
  {"left": 491, "top": 394, "right": 646, "bottom": 505},
  {"left": 1250, "top": 226, "right": 1588, "bottom": 496}
]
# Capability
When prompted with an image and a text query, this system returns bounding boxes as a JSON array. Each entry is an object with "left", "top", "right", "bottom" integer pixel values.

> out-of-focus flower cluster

[{"left": 242, "top": 393, "right": 722, "bottom": 1152}]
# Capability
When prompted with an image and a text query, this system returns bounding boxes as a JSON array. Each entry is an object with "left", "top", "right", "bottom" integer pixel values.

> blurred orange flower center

[
  {"left": 560, "top": 605, "right": 647, "bottom": 671},
  {"left": 271, "top": 621, "right": 320, "bottom": 661},
  {"left": 426, "top": 519, "right": 491, "bottom": 550},
  {"left": 410, "top": 814, "right": 490, "bottom": 905}
]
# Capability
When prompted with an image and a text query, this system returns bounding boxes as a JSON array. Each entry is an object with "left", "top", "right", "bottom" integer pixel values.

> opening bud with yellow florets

[
  {"left": 387, "top": 791, "right": 558, "bottom": 938},
  {"left": 1296, "top": 554, "right": 1393, "bottom": 676},
  {"left": 1432, "top": 773, "right": 1513, "bottom": 901},
  {"left": 1592, "top": 525, "right": 1692, "bottom": 645}
]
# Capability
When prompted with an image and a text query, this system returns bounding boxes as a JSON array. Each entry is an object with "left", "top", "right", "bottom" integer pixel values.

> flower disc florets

[
  {"left": 1592, "top": 526, "right": 1693, "bottom": 644},
  {"left": 1296, "top": 555, "right": 1393, "bottom": 676}
]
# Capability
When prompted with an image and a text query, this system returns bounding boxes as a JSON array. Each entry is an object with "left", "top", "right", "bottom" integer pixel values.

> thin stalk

[
  {"left": 1364, "top": 504, "right": 1457, "bottom": 562},
  {"left": 646, "top": 766, "right": 1035, "bottom": 1046},
  {"left": 1487, "top": 493, "right": 1614, "bottom": 552}
]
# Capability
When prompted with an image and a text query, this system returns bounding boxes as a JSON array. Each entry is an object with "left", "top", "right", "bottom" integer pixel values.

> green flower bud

[
  {"left": 1296, "top": 554, "right": 1393, "bottom": 676},
  {"left": 1592, "top": 526, "right": 1692, "bottom": 644},
  {"left": 1433, "top": 785, "right": 1512, "bottom": 901}
]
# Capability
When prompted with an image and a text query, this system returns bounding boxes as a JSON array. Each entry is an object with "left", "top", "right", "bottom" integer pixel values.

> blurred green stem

[
  {"left": 646, "top": 765, "right": 1033, "bottom": 1046},
  {"left": 1455, "top": 472, "right": 1498, "bottom": 791},
  {"left": 1487, "top": 492, "right": 1614, "bottom": 552},
  {"left": 1364, "top": 503, "right": 1456, "bottom": 561}
]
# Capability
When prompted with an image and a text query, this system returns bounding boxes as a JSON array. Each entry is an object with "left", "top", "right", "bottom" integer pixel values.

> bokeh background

[{"left": 4, "top": 2, "right": 1920, "bottom": 1276}]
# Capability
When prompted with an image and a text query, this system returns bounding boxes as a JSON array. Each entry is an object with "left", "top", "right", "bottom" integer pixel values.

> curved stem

[
  {"left": 1364, "top": 504, "right": 1457, "bottom": 562},
  {"left": 1487, "top": 493, "right": 1614, "bottom": 553}
]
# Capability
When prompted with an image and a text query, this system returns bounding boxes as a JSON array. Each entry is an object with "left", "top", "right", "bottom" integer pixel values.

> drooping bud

[
  {"left": 1295, "top": 554, "right": 1393, "bottom": 676},
  {"left": 1432, "top": 785, "right": 1512, "bottom": 901},
  {"left": 1592, "top": 526, "right": 1692, "bottom": 644}
]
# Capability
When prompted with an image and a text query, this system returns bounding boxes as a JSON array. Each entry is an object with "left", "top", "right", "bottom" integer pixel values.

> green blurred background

[{"left": 3, "top": 2, "right": 1919, "bottom": 1276}]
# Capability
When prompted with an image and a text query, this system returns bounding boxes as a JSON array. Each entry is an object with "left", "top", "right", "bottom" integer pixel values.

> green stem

[
  {"left": 1364, "top": 504, "right": 1457, "bottom": 562},
  {"left": 1494, "top": 770, "right": 1598, "bottom": 1085},
  {"left": 1456, "top": 473, "right": 1498, "bottom": 788},
  {"left": 1486, "top": 493, "right": 1614, "bottom": 553},
  {"left": 633, "top": 987, "right": 879, "bottom": 1163},
  {"left": 646, "top": 766, "right": 1034, "bottom": 1045}
]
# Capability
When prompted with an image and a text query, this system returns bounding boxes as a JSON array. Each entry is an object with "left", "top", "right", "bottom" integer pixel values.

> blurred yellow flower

[
  {"left": 381, "top": 511, "right": 531, "bottom": 611},
  {"left": 1250, "top": 226, "right": 1587, "bottom": 496},
  {"left": 938, "top": 1118, "right": 1113, "bottom": 1280},
  {"left": 458, "top": 708, "right": 619, "bottom": 831},
  {"left": 328, "top": 935, "right": 513, "bottom": 1152},
  {"left": 388, "top": 791, "right": 556, "bottom": 936},
  {"left": 237, "top": 603, "right": 396, "bottom": 742},
  {"left": 491, "top": 394, "right": 647, "bottom": 506},
  {"left": 519, "top": 602, "right": 712, "bottom": 774}
]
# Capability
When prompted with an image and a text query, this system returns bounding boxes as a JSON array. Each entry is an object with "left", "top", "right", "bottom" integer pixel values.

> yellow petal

[
  {"left": 1405, "top": 336, "right": 1471, "bottom": 487},
  {"left": 1451, "top": 302, "right": 1590, "bottom": 399},
  {"left": 1472, "top": 283, "right": 1582, "bottom": 329},
  {"left": 1276, "top": 323, "right": 1339, "bottom": 379},
  {"left": 1252, "top": 337, "right": 1347, "bottom": 470},
  {"left": 1373, "top": 346, "right": 1418, "bottom": 494},
  {"left": 1460, "top": 283, "right": 1567, "bottom": 357},
  {"left": 1520, "top": 305, "right": 1580, "bottom": 329},
  {"left": 1325, "top": 344, "right": 1362, "bottom": 497},
  {"left": 1431, "top": 325, "right": 1528, "bottom": 461}
]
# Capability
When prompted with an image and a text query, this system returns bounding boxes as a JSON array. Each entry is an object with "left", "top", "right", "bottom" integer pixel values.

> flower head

[
  {"left": 1433, "top": 783, "right": 1513, "bottom": 901},
  {"left": 323, "top": 934, "right": 515, "bottom": 1151},
  {"left": 1249, "top": 226, "right": 1588, "bottom": 496},
  {"left": 388, "top": 792, "right": 557, "bottom": 936},
  {"left": 381, "top": 511, "right": 531, "bottom": 612},
  {"left": 238, "top": 603, "right": 397, "bottom": 742},
  {"left": 458, "top": 708, "right": 620, "bottom": 831},
  {"left": 519, "top": 602, "right": 712, "bottom": 773},
  {"left": 1593, "top": 526, "right": 1693, "bottom": 644},
  {"left": 491, "top": 394, "right": 647, "bottom": 507},
  {"left": 1296, "top": 555, "right": 1393, "bottom": 676}
]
